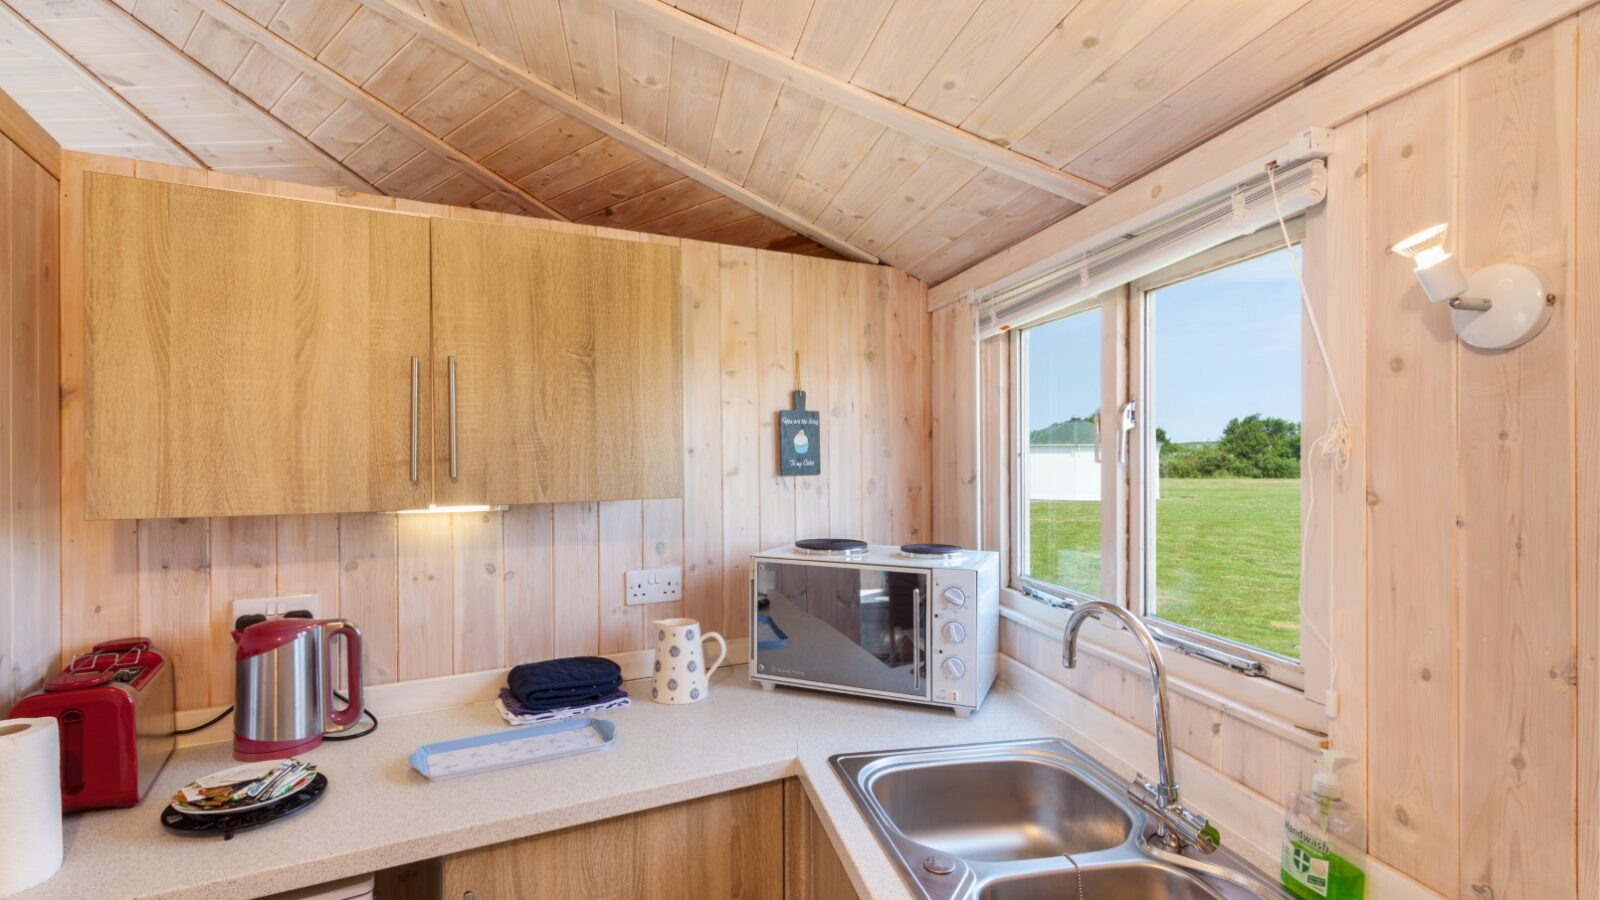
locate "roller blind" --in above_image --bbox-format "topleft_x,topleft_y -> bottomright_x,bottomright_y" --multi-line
976,158 -> 1328,337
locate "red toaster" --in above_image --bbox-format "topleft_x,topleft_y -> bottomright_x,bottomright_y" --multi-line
7,637 -> 177,811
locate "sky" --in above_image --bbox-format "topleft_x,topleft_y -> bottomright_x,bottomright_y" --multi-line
1027,246 -> 1302,444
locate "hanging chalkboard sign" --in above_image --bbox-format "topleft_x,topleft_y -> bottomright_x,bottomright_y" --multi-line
778,390 -> 821,476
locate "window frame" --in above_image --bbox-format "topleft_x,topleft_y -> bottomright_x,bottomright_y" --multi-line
1011,221 -> 1314,693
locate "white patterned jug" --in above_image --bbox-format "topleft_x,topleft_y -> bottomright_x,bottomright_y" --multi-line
651,618 -> 727,704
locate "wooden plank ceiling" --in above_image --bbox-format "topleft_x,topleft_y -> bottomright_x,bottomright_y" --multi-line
0,0 -> 1450,280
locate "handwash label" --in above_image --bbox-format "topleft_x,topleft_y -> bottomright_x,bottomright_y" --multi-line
1281,820 -> 1364,900
1281,822 -> 1330,896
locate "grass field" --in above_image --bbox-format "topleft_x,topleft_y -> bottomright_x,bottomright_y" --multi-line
1026,478 -> 1301,659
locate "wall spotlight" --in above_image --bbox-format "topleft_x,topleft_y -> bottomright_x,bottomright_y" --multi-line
1391,223 -> 1555,351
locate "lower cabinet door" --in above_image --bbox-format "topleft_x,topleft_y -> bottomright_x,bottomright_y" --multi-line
440,782 -> 784,899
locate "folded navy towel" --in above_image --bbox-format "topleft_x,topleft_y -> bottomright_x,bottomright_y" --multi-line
508,656 -> 623,711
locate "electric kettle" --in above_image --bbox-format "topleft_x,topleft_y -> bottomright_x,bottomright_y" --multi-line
232,617 -> 363,761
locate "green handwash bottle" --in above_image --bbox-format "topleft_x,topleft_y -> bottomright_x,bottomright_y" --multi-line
1281,749 -> 1366,900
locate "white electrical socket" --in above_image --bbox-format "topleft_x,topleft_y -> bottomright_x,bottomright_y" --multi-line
625,566 -> 683,606
231,593 -> 324,626
229,594 -> 348,691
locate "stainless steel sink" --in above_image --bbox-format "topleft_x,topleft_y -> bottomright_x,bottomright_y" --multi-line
832,738 -> 1291,900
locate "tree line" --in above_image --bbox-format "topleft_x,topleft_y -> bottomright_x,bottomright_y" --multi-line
1157,415 -> 1300,478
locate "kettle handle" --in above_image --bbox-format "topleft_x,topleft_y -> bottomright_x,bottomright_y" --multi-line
323,620 -> 364,731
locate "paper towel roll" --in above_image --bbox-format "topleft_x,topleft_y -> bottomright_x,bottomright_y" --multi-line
0,717 -> 63,897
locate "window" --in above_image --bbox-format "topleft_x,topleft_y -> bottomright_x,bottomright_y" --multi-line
1015,224 -> 1308,686
1017,306 -> 1103,600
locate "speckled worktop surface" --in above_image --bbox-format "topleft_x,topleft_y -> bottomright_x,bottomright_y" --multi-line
15,666 -> 1145,900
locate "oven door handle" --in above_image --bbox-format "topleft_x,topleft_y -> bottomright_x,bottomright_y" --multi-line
912,588 -> 922,691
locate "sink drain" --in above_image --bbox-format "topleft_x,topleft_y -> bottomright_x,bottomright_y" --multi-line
921,854 -> 956,876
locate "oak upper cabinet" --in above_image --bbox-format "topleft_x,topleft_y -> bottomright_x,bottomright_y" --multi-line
83,173 -> 433,519
429,219 -> 683,506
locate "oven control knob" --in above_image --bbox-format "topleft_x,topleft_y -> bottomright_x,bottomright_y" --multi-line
941,621 -> 967,644
941,587 -> 968,609
942,657 -> 967,679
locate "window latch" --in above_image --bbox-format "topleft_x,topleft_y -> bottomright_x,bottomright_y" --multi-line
1117,401 -> 1137,468
1150,627 -> 1267,677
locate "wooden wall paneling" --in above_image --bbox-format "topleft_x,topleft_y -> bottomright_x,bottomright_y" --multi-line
599,499 -> 644,654
0,134 -> 59,707
781,109 -> 884,222
824,259 -> 862,540
137,517 -> 210,709
639,496 -> 684,641
848,0 -> 978,105
848,150 -> 980,259
719,245 -> 759,641
1065,0 -> 1445,187
503,503 -> 554,664
887,269 -> 930,543
706,65 -> 780,183
1578,10 -> 1600,899
274,514 -> 340,604
741,87 -> 827,203
911,187 -> 1078,285
551,501 -> 601,657
207,515 -> 275,706
396,510 -> 453,680
679,239 -> 724,634
1455,25 -> 1577,900
664,39 -> 727,165
557,0 -> 622,118
978,333 -> 1008,556
929,300 -> 978,546
338,512 -> 399,685
1010,0 -> 1293,170
791,256 -> 831,540
507,0 -> 573,96
733,0 -> 810,57
59,153 -> 140,667
857,267 -> 891,543
1299,115 -> 1368,821
903,0 -> 1080,126
451,508 -> 505,671
811,131 -> 933,238
0,66 -> 60,176
614,10 -> 672,143
956,0 -> 1184,155
756,251 -> 795,550
1364,73 -> 1461,892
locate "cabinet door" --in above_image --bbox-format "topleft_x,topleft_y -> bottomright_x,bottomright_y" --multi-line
440,782 -> 783,899
83,174 -> 432,519
430,220 -> 682,505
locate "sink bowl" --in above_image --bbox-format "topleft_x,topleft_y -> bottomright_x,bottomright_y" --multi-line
831,738 -> 1289,900
979,863 -> 1225,900
868,757 -> 1132,861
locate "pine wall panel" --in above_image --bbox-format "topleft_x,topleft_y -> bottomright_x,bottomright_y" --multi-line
947,15 -> 1596,899
55,152 -> 931,713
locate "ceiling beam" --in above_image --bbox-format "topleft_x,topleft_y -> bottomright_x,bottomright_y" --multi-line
192,0 -> 568,220
82,0 -> 376,192
0,1 -> 205,170
356,0 -> 878,263
595,0 -> 1111,205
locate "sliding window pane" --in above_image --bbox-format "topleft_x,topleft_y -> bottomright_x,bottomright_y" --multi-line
1144,248 -> 1301,658
1022,307 -> 1102,598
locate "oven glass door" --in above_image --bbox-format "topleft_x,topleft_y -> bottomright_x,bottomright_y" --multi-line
753,561 -> 929,699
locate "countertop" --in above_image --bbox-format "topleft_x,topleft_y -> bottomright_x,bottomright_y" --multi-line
15,666 -> 1167,900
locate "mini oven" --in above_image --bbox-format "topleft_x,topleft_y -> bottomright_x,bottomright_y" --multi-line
749,540 -> 999,716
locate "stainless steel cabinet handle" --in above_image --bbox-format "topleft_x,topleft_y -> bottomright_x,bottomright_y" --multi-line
912,588 -> 922,691
448,355 -> 459,482
409,356 -> 419,484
